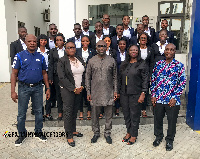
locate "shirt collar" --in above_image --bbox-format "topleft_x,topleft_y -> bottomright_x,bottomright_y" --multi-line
124,26 -> 132,30
25,49 -> 37,55
57,46 -> 65,51
20,39 -> 25,45
83,30 -> 89,34
156,41 -> 168,47
49,38 -> 54,42
37,47 -> 49,53
164,58 -> 176,65
95,34 -> 103,39
75,36 -> 81,41
117,35 -> 123,40
82,48 -> 88,52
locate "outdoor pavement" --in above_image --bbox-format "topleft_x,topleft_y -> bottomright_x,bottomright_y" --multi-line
0,82 -> 200,159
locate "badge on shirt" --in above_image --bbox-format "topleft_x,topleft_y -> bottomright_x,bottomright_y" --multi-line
36,59 -> 40,61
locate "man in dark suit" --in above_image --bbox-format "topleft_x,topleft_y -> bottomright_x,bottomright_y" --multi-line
155,19 -> 174,43
49,23 -> 58,49
111,24 -> 129,51
102,14 -> 116,37
81,19 -> 95,39
67,23 -> 82,49
10,26 -> 28,65
142,15 -> 155,45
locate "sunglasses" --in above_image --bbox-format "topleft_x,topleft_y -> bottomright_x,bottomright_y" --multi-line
66,47 -> 76,50
97,45 -> 107,48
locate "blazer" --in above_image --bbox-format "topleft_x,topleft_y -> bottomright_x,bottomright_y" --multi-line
155,30 -> 174,43
75,48 -> 96,65
57,54 -> 85,92
151,43 -> 166,74
107,26 -> 116,37
129,36 -> 137,45
118,60 -> 148,95
90,34 -> 106,50
146,27 -> 155,45
10,39 -> 24,64
48,48 -> 62,80
111,36 -> 129,51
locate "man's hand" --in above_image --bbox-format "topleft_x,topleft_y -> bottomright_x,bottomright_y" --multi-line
169,98 -> 176,107
46,89 -> 50,100
75,88 -> 81,94
117,94 -> 120,99
138,92 -> 145,103
11,92 -> 18,103
87,95 -> 92,101
151,97 -> 156,107
114,92 -> 118,101
79,86 -> 84,92
49,80 -> 53,84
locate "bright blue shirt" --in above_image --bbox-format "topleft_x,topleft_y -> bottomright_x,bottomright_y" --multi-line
150,59 -> 186,105
12,50 -> 47,84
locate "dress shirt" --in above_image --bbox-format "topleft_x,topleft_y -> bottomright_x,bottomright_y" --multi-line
20,39 -> 27,50
85,55 -> 117,106
70,58 -> 85,88
82,48 -> 89,63
75,36 -> 81,48
144,27 -> 151,37
37,47 -> 49,71
119,51 -> 126,62
123,26 -> 132,39
156,41 -> 168,55
150,59 -> 186,105
103,27 -> 109,35
106,47 -> 110,55
49,38 -> 55,49
140,48 -> 148,60
82,30 -> 90,36
57,47 -> 65,58
95,34 -> 103,43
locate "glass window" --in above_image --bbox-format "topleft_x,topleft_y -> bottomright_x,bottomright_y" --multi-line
160,3 -> 170,14
172,3 -> 184,14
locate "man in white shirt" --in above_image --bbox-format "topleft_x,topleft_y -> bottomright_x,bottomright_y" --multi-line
102,14 -> 116,37
49,23 -> 58,49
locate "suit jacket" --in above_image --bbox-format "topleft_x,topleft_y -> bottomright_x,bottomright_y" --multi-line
116,50 -> 126,71
48,48 -> 62,80
76,48 -> 96,65
118,60 -> 148,95
57,54 -> 85,92
123,27 -> 134,38
129,36 -> 137,45
108,48 -> 117,61
151,43 -> 166,74
107,26 -> 116,37
90,34 -> 105,50
155,30 -> 174,43
146,27 -> 155,45
111,36 -> 129,51
10,39 -> 24,64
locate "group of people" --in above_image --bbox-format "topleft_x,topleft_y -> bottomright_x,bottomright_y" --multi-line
10,14 -> 186,151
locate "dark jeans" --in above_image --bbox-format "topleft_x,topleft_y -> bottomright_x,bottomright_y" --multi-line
17,82 -> 43,136
120,93 -> 141,137
154,103 -> 180,143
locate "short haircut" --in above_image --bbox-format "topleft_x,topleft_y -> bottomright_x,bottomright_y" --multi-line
37,34 -> 49,49
118,37 -> 127,45
116,24 -> 124,29
81,35 -> 90,41
49,23 -> 57,28
64,41 -> 75,49
54,33 -> 65,44
18,26 -> 27,32
137,23 -> 144,27
159,29 -> 167,34
74,23 -> 81,27
142,15 -> 149,19
95,21 -> 103,25
82,19 -> 89,22
122,15 -> 130,20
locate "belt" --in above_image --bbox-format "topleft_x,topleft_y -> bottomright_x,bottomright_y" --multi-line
19,80 -> 42,87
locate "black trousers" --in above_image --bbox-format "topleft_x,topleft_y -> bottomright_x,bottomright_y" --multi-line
120,93 -> 141,137
79,88 -> 91,112
53,75 -> 63,113
45,83 -> 56,115
154,103 -> 180,143
60,87 -> 82,139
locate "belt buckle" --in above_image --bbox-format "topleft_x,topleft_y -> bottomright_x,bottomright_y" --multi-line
30,84 -> 34,87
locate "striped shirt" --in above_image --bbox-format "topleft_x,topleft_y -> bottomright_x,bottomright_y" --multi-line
150,58 -> 186,105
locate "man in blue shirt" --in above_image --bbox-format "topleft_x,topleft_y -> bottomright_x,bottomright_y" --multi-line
11,34 -> 50,146
151,43 -> 186,151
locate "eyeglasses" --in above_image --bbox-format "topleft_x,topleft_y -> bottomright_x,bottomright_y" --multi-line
97,45 -> 107,48
140,37 -> 147,40
66,47 -> 76,50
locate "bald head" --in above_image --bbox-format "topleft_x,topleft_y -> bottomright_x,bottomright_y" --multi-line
164,43 -> 176,61
96,40 -> 107,56
102,14 -> 110,26
166,43 -> 176,50
25,34 -> 37,53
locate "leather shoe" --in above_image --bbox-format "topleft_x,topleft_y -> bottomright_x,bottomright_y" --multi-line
166,142 -> 173,151
73,132 -> 83,137
67,140 -> 75,147
105,136 -> 112,144
153,139 -> 162,147
91,135 -> 99,143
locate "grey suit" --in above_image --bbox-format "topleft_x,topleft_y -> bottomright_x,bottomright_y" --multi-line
10,39 -> 24,64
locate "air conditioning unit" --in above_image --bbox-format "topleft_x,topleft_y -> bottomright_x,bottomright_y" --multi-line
43,9 -> 50,22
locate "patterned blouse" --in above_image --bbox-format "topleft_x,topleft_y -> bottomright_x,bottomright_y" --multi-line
150,58 -> 186,105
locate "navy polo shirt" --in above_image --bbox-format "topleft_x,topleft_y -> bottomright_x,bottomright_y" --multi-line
12,50 -> 47,84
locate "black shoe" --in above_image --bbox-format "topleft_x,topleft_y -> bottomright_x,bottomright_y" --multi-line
35,133 -> 47,142
73,132 -> 83,137
15,136 -> 26,146
45,115 -> 53,121
91,135 -> 99,143
105,136 -> 112,144
67,140 -> 75,147
166,142 -> 173,151
153,139 -> 162,147
57,117 -> 62,121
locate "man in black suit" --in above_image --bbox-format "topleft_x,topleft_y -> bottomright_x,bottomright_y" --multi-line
142,15 -> 155,45
49,23 -> 58,49
82,19 -> 95,39
155,19 -> 174,43
102,14 -> 116,38
67,23 -> 82,49
10,26 -> 28,65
